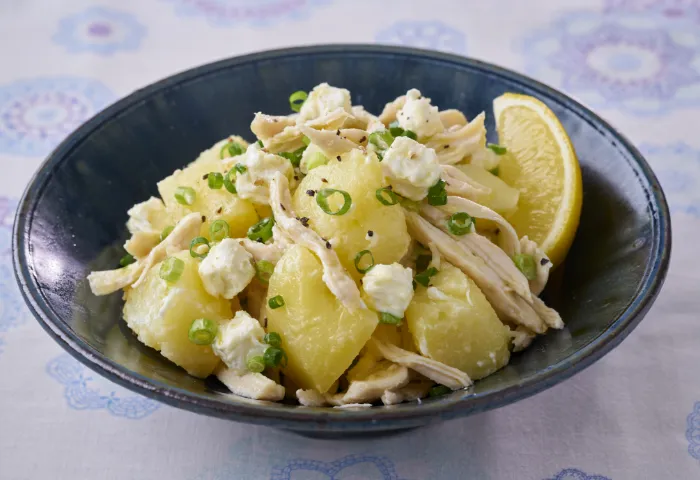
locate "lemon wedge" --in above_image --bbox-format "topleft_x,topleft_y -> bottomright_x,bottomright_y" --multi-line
493,93 -> 583,267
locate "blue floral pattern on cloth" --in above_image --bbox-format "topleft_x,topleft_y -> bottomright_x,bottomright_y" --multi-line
0,77 -> 114,156
547,469 -> 611,480
46,354 -> 160,419
604,0 -> 700,20
53,7 -> 146,55
376,21 -> 466,54
0,258 -> 28,353
270,454 -> 404,480
641,142 -> 700,216
521,7 -> 700,114
688,401 -> 700,461
163,0 -> 332,27
0,197 -> 17,257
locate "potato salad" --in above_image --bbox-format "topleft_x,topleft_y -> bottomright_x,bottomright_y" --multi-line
88,83 -> 566,407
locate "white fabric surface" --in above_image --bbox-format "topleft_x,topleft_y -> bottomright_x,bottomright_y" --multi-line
1,1 -> 699,479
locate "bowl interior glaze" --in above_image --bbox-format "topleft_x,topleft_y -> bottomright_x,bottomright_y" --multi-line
13,45 -> 670,433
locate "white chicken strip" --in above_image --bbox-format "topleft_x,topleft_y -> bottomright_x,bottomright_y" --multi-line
425,112 -> 486,165
510,326 -> 536,352
238,226 -> 293,264
532,296 -> 564,329
338,128 -> 369,145
269,172 -> 365,311
520,235 -> 552,296
441,164 -> 490,200
381,380 -> 434,405
87,212 -> 203,295
439,109 -> 468,129
420,204 -> 530,301
216,367 -> 285,402
299,125 -> 358,158
124,231 -> 160,259
405,211 -> 548,333
372,339 -> 471,390
350,106 -> 385,132
328,362 -> 410,406
303,107 -> 352,130
261,125 -> 306,154
250,112 -> 296,141
378,95 -> 406,125
296,388 -> 328,407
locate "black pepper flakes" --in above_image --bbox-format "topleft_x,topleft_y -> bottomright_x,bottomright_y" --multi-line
216,207 -> 223,214
325,240 -> 332,249
201,215 -> 206,222
359,136 -> 367,143
444,144 -> 450,149
336,129 -> 341,136
299,217 -> 310,227
294,175 -> 299,181
202,173 -> 209,180
336,155 -> 341,162
540,258 -> 550,266
306,189 -> 315,197
280,203 -> 286,211
263,317 -> 268,328
321,178 -> 328,183
256,238 -> 263,244
367,230 -> 374,237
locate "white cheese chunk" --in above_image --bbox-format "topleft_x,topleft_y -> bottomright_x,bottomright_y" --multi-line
234,143 -> 295,204
297,82 -> 352,124
396,89 -> 444,139
362,263 -> 414,318
381,136 -> 441,201
212,310 -> 266,374
198,239 -> 255,299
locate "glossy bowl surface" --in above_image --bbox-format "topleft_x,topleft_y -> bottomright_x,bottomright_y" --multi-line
13,45 -> 670,434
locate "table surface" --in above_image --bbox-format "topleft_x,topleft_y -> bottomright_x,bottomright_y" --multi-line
1,1 -> 699,479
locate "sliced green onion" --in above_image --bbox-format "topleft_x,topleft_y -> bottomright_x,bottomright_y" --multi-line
414,267 -> 438,287
379,312 -> 402,325
246,354 -> 265,373
389,125 -> 404,137
159,257 -> 184,283
316,188 -> 352,216
208,172 -> 224,189
375,187 -> 399,206
488,166 -> 500,176
209,220 -> 230,242
354,250 -> 375,274
223,167 -> 237,194
268,295 -> 285,309
220,141 -> 244,159
247,217 -> 274,243
234,163 -> 247,174
255,260 -> 274,284
263,346 -> 287,368
302,136 -> 310,146
415,254 -> 432,274
289,90 -> 308,112
188,318 -> 218,345
447,212 -> 474,236
427,179 -> 447,206
487,143 -> 507,155
189,236 -> 210,258
120,254 -> 135,268
368,130 -> 394,150
279,146 -> 306,167
403,130 -> 418,140
256,140 -> 263,148
306,152 -> 328,171
513,253 -> 537,280
428,385 -> 452,397
389,120 -> 400,129
264,332 -> 282,347
174,186 -> 196,206
160,225 -> 175,242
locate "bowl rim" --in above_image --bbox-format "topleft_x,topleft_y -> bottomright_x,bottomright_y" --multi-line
12,44 -> 671,432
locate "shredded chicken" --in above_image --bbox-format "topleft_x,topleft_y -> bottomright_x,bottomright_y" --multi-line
350,105 -> 385,132
427,242 -> 441,270
439,109 -> 468,129
378,95 -> 406,125
259,125 -> 305,154
520,235 -> 552,296
338,128 -> 369,145
216,366 -> 285,401
441,164 -> 491,200
381,380 -> 434,405
238,226 -> 293,264
425,112 -> 486,165
269,172 -> 365,311
250,112 -> 296,141
303,107 -> 352,130
299,125 -> 358,158
87,212 -> 203,295
372,339 -> 471,390
124,231 -> 160,259
510,326 -> 536,352
342,362 -> 410,404
296,388 -> 327,407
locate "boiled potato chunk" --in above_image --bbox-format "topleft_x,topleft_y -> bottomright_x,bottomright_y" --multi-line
191,135 -> 249,165
405,262 -> 511,380
457,163 -> 519,216
158,158 -> 259,239
292,149 -> 411,282
266,245 -> 378,392
123,251 -> 233,378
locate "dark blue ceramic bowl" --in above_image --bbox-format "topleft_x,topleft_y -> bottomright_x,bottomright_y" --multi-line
13,45 -> 670,434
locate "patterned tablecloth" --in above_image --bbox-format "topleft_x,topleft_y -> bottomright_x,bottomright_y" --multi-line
1,1 -> 699,479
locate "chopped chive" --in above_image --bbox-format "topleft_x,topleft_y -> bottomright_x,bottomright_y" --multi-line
256,140 -> 263,148
263,346 -> 287,368
160,225 -> 175,242
234,163 -> 247,174
120,254 -> 135,268
375,187 -> 399,206
209,220 -> 230,242
302,136 -> 310,146
389,125 -> 404,137
159,256 -> 184,283
255,260 -> 274,284
268,295 -> 285,309
264,332 -> 282,347
446,212 -> 474,236
246,354 -> 265,373
306,152 -> 328,171
427,179 -> 447,206
189,236 -> 210,258
223,167 -> 237,194
354,250 -> 375,274
403,130 -> 418,140
289,90 -> 308,112
379,312 -> 402,325
368,130 -> 394,150
174,186 -> 196,206
247,217 -> 274,243
279,146 -> 306,167
513,253 -> 537,280
316,188 -> 352,216
208,172 -> 224,189
487,143 -> 507,155
414,267 -> 438,287
220,141 -> 244,159
188,318 -> 218,345
428,385 -> 452,397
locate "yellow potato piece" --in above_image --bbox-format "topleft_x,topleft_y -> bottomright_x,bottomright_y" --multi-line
457,163 -> 520,216
405,263 -> 511,380
267,245 -> 378,392
292,149 -> 411,282
123,251 -> 232,378
158,157 -> 259,240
